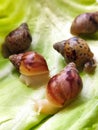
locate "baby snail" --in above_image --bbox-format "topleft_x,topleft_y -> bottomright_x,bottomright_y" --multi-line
53,37 -> 96,73
9,51 -> 49,86
71,12 -> 98,35
34,62 -> 83,114
5,23 -> 32,54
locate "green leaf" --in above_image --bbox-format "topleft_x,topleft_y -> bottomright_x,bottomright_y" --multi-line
0,0 -> 98,130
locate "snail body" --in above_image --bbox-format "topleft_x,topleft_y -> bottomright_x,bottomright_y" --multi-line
71,12 -> 98,35
53,37 -> 96,73
34,63 -> 83,114
5,23 -> 32,54
9,51 -> 49,86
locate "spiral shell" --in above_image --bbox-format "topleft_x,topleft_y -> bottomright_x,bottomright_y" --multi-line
70,12 -> 98,35
34,62 -> 83,114
53,37 -> 96,73
9,51 -> 49,76
46,62 -> 83,107
5,23 -> 32,54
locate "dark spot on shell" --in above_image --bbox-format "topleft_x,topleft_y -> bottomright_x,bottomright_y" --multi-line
72,50 -> 77,60
66,70 -> 74,90
84,47 -> 87,49
79,45 -> 82,48
80,53 -> 82,56
89,15 -> 98,26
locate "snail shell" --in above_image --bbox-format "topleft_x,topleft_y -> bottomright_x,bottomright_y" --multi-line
9,51 -> 49,76
53,37 -> 96,73
70,12 -> 98,35
46,62 -> 82,107
34,62 -> 83,114
9,51 -> 49,86
5,23 -> 32,54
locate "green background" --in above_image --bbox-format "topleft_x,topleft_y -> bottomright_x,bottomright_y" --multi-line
0,0 -> 98,130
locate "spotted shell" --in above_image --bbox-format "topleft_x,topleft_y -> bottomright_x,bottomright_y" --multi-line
53,37 -> 96,72
63,37 -> 93,67
5,23 -> 32,54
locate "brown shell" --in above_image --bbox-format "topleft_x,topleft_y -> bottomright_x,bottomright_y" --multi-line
5,23 -> 32,54
9,51 -> 49,76
53,37 -> 94,70
63,37 -> 93,68
46,63 -> 83,107
70,12 -> 98,35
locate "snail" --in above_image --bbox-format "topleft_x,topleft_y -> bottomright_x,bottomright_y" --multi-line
9,51 -> 49,86
5,23 -> 32,54
53,37 -> 96,73
70,12 -> 98,35
34,62 -> 83,114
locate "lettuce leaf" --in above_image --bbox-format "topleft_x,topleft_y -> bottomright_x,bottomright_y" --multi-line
0,0 -> 98,130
